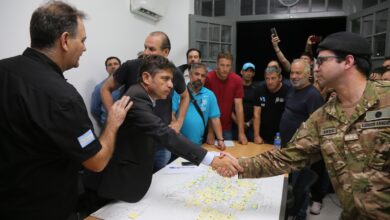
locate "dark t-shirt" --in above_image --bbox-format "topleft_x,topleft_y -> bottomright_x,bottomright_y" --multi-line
243,84 -> 256,122
279,84 -> 324,146
113,58 -> 186,124
254,83 -> 290,143
0,48 -> 101,219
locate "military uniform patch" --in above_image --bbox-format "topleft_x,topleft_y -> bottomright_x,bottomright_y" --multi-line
320,127 -> 337,136
361,120 -> 390,129
365,107 -> 390,121
344,133 -> 359,141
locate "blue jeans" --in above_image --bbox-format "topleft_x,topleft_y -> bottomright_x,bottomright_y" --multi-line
153,146 -> 171,172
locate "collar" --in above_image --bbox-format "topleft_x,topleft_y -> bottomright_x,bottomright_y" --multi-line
324,81 -> 379,124
23,47 -> 65,79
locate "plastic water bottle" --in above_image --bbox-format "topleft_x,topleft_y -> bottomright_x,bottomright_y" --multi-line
274,132 -> 281,150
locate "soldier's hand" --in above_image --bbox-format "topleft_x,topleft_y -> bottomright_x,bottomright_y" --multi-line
211,153 -> 243,177
106,96 -> 132,129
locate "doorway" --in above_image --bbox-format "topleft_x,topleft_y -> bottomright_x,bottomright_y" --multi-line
236,17 -> 346,81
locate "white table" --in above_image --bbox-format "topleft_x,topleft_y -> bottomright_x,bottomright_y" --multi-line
89,155 -> 287,220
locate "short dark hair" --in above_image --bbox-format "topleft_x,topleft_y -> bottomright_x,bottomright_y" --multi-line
217,52 -> 233,62
105,56 -> 121,67
186,48 -> 202,59
267,59 -> 282,74
300,52 -> 314,61
139,55 -> 176,82
30,1 -> 86,49
149,31 -> 171,52
384,56 -> 390,61
190,63 -> 208,74
333,51 -> 372,78
371,66 -> 388,75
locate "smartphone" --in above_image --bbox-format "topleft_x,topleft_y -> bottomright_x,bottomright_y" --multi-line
270,27 -> 278,37
181,161 -> 195,166
311,35 -> 322,44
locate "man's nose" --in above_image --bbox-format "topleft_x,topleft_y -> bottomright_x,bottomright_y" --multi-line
168,80 -> 173,88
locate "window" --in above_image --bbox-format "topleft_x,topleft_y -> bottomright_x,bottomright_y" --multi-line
238,0 -> 343,15
195,0 -> 226,17
349,4 -> 389,58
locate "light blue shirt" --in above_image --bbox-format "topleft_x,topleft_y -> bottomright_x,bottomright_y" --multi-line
90,78 -> 124,125
172,86 -> 220,145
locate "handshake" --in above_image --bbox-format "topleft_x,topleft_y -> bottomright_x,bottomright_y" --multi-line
210,152 -> 243,177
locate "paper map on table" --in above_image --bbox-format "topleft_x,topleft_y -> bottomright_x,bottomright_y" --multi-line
92,166 -> 284,220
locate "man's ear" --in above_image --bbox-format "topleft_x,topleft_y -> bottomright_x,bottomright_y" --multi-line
59,32 -> 70,51
344,55 -> 355,70
141,72 -> 151,85
162,48 -> 170,57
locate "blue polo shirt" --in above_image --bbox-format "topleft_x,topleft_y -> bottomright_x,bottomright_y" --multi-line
172,86 -> 220,145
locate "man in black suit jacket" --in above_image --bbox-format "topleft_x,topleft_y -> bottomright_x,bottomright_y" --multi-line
85,55 -> 242,204
101,31 -> 191,171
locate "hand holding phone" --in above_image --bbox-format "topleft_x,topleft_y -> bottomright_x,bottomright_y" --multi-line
270,27 -> 278,37
310,35 -> 322,44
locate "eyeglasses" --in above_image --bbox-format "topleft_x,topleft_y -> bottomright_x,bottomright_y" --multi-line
316,56 -> 341,66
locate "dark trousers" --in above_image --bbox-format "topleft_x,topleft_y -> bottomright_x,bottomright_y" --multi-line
310,159 -> 331,203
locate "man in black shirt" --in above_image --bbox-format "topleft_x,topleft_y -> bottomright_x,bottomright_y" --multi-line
253,66 -> 290,144
233,62 -> 257,141
0,2 -> 131,220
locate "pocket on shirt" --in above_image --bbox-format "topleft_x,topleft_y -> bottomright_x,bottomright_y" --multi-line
368,143 -> 390,172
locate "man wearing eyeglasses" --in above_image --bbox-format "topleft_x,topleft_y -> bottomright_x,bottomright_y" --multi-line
222,32 -> 390,220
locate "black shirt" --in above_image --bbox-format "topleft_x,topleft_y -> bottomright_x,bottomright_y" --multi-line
243,84 -> 257,122
0,48 -> 101,219
114,58 -> 186,124
279,84 -> 324,146
253,83 -> 290,143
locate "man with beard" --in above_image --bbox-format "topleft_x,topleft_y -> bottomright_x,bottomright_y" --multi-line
173,63 -> 225,149
178,48 -> 202,84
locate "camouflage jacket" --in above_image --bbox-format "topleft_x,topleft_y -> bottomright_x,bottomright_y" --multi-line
238,81 -> 390,220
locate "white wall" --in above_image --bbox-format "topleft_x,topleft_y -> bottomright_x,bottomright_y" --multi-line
0,0 -> 193,131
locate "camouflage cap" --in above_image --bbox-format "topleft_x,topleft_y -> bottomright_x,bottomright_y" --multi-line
317,32 -> 371,57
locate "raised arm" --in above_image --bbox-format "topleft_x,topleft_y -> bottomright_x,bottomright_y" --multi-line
271,34 -> 291,73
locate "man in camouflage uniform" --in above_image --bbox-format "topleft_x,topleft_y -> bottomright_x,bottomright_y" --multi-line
233,32 -> 390,219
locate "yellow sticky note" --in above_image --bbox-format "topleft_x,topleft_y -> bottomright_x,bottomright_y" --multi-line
128,212 -> 140,219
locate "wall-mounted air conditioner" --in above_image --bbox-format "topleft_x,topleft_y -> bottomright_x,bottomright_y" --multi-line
130,0 -> 166,21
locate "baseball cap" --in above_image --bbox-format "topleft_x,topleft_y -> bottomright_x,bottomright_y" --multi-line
317,32 -> 371,57
242,62 -> 255,71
